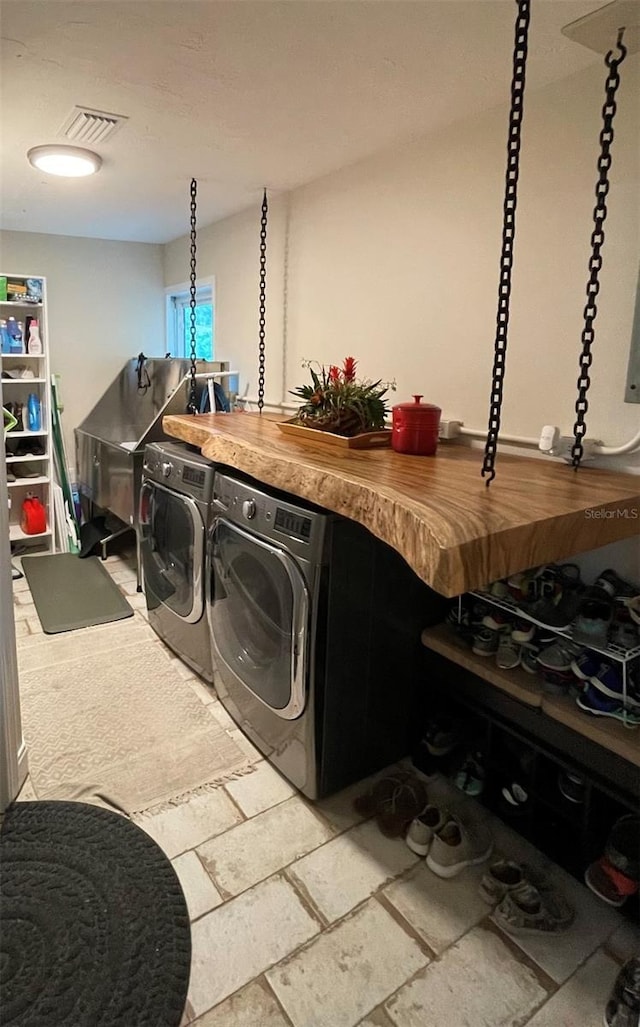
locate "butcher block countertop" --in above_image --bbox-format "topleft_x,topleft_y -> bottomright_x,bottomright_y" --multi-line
163,412 -> 640,598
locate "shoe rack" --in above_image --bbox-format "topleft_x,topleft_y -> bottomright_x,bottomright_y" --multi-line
422,582 -> 640,770
2,274 -> 54,553
413,646 -> 640,922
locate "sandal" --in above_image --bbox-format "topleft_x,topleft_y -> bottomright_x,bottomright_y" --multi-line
493,881 -> 574,935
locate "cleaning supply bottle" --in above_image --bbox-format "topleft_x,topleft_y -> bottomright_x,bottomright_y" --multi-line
7,318 -> 24,354
0,319 -> 12,354
27,392 -> 41,432
27,319 -> 43,354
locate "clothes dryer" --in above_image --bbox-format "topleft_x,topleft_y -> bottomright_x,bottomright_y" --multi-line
207,471 -> 446,798
140,442 -> 216,681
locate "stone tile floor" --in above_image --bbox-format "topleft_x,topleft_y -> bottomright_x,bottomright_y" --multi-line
12,548 -> 640,1027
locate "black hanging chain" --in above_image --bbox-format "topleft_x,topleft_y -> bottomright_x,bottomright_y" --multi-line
481,0 -> 531,487
187,178 -> 199,415
571,30 -> 627,470
258,189 -> 268,413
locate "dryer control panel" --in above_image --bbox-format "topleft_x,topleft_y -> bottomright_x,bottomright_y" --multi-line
213,471 -> 326,565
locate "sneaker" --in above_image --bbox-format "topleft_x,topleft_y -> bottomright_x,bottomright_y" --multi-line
572,587 -> 614,647
511,619 -> 535,643
13,463 -> 39,480
590,663 -> 640,705
557,769 -> 586,804
570,651 -> 603,680
493,881 -> 574,935
487,579 -> 509,599
500,780 -> 530,812
524,591 -> 584,630
595,569 -> 640,601
426,814 -> 493,878
6,467 -> 16,482
496,635 -> 521,670
479,860 -> 527,904
605,957 -> 640,1027
585,856 -> 639,908
520,645 -> 540,675
541,667 -> 576,696
481,611 -> 512,632
454,751 -> 486,796
422,714 -> 465,757
576,684 -> 640,726
519,565 -> 583,628
536,640 -> 582,672
472,628 -> 500,657
624,596 -> 640,627
606,813 -> 640,882
610,619 -> 640,651
405,805 -> 447,856
506,569 -> 536,601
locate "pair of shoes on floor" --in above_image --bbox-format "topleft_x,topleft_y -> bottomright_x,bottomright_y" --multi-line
406,809 -> 493,877
479,859 -> 574,935
353,771 -> 429,838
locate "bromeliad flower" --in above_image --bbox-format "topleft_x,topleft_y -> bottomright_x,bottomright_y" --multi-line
343,356 -> 357,383
289,357 -> 395,437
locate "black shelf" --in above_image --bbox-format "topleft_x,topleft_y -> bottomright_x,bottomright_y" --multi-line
415,642 -> 640,923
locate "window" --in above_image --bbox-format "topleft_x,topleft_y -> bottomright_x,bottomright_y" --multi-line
166,280 -> 214,361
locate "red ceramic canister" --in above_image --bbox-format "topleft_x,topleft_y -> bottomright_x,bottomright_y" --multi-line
392,395 -> 441,455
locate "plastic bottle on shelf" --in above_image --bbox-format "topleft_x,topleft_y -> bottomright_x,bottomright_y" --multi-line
27,393 -> 41,432
0,318 -> 12,354
27,319 -> 43,355
7,318 -> 24,354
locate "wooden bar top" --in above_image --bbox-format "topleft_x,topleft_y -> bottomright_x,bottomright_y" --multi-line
163,411 -> 640,597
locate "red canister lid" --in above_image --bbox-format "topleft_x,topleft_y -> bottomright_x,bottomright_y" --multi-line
392,395 -> 441,419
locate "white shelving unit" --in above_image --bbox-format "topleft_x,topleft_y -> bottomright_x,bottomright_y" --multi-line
2,274 -> 55,553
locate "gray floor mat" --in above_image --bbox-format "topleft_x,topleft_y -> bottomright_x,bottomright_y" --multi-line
22,553 -> 134,633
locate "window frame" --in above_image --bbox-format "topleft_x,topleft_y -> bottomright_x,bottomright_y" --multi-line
165,276 -> 215,360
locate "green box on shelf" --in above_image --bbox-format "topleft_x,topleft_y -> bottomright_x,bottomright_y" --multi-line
0,277 -> 7,302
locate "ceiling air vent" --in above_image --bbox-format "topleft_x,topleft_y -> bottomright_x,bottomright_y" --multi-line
59,107 -> 128,145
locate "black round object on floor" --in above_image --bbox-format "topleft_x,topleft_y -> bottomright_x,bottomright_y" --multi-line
0,801 -> 191,1027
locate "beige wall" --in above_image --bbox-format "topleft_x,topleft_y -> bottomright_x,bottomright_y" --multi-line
164,59 -> 640,465
1,230 -> 164,465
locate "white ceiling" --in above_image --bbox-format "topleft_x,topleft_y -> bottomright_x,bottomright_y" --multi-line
0,0 -> 610,244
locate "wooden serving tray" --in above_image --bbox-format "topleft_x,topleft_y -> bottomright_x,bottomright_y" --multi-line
277,419 -> 391,449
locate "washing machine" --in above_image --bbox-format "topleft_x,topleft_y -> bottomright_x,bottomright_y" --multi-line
140,442 -> 216,681
207,471 -> 446,798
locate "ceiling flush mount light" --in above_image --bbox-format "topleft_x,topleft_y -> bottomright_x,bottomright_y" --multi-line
27,144 -> 102,177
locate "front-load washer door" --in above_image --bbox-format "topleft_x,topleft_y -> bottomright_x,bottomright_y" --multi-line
209,518 -> 309,720
140,480 -> 205,623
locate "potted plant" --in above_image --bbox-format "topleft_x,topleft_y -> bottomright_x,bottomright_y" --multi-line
289,357 -> 394,438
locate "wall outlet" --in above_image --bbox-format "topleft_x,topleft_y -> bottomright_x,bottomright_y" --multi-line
439,419 -> 462,440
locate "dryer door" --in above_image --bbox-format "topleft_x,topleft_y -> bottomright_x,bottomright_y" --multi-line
209,518 -> 309,720
140,480 -> 205,623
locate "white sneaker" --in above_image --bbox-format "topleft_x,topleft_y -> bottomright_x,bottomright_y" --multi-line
405,805 -> 447,856
426,814 -> 493,878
